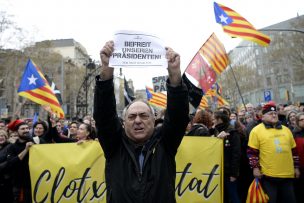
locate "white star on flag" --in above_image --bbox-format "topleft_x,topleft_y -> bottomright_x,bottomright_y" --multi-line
28,74 -> 38,85
219,14 -> 228,24
207,76 -> 214,84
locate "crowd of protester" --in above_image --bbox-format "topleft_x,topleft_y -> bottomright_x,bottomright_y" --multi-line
184,102 -> 304,203
0,101 -> 303,202
0,107 -> 96,203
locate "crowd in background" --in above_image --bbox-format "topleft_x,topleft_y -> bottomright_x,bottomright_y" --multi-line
0,107 -> 97,203
0,101 -> 303,202
185,102 -> 304,203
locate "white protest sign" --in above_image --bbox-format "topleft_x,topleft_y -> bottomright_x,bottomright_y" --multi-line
152,75 -> 168,92
109,30 -> 167,68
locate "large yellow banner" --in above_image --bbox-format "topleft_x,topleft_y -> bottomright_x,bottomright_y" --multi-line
29,137 -> 223,203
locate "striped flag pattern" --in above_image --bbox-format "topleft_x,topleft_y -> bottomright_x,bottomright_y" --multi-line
199,96 -> 209,109
214,2 -> 271,47
216,94 -> 229,107
200,33 -> 229,74
146,87 -> 167,109
17,59 -> 65,118
198,86 -> 229,109
246,178 -> 269,203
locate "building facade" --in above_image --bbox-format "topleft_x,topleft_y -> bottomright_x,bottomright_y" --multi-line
221,15 -> 304,107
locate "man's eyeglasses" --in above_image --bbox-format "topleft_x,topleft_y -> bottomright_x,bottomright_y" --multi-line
127,113 -> 150,121
299,118 -> 304,122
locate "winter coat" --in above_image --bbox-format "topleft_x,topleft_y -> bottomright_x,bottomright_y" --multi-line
93,77 -> 189,203
186,123 -> 209,136
210,123 -> 241,177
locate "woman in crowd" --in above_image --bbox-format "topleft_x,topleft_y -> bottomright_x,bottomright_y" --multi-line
209,109 -> 241,203
0,129 -> 13,202
50,116 -> 94,143
286,110 -> 298,131
31,121 -> 52,144
186,109 -> 212,136
292,112 -> 304,203
62,121 -> 78,139
8,131 -> 19,144
83,116 -> 97,140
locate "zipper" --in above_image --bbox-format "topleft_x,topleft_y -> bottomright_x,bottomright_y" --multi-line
123,140 -> 143,181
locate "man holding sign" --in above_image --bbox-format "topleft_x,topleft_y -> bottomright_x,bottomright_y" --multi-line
94,39 -> 189,203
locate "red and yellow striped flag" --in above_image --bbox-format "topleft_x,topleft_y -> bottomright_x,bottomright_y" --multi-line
200,33 -> 229,74
198,87 -> 229,109
199,96 -> 209,109
216,94 -> 229,107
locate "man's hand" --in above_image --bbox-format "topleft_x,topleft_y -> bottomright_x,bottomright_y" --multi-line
25,142 -> 34,150
77,140 -> 86,145
253,167 -> 263,179
230,176 -> 237,182
99,41 -> 114,80
217,131 -> 229,139
18,141 -> 34,160
166,47 -> 181,87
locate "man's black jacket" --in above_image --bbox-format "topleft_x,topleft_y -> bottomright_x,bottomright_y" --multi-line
93,77 -> 189,203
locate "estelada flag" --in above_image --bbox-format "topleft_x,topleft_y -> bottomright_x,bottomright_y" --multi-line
214,2 -> 271,47
146,87 -> 166,109
246,178 -> 269,203
18,59 -> 65,118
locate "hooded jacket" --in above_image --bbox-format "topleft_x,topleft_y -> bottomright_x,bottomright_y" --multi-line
93,77 -> 189,203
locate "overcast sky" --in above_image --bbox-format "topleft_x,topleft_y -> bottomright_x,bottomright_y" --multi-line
1,0 -> 304,90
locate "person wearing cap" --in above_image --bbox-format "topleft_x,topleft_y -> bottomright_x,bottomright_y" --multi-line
5,119 -> 34,203
247,101 -> 300,203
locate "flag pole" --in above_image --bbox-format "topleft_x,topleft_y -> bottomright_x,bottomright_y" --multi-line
229,64 -> 247,112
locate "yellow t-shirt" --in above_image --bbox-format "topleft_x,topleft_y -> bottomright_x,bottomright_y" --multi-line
248,123 -> 296,178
